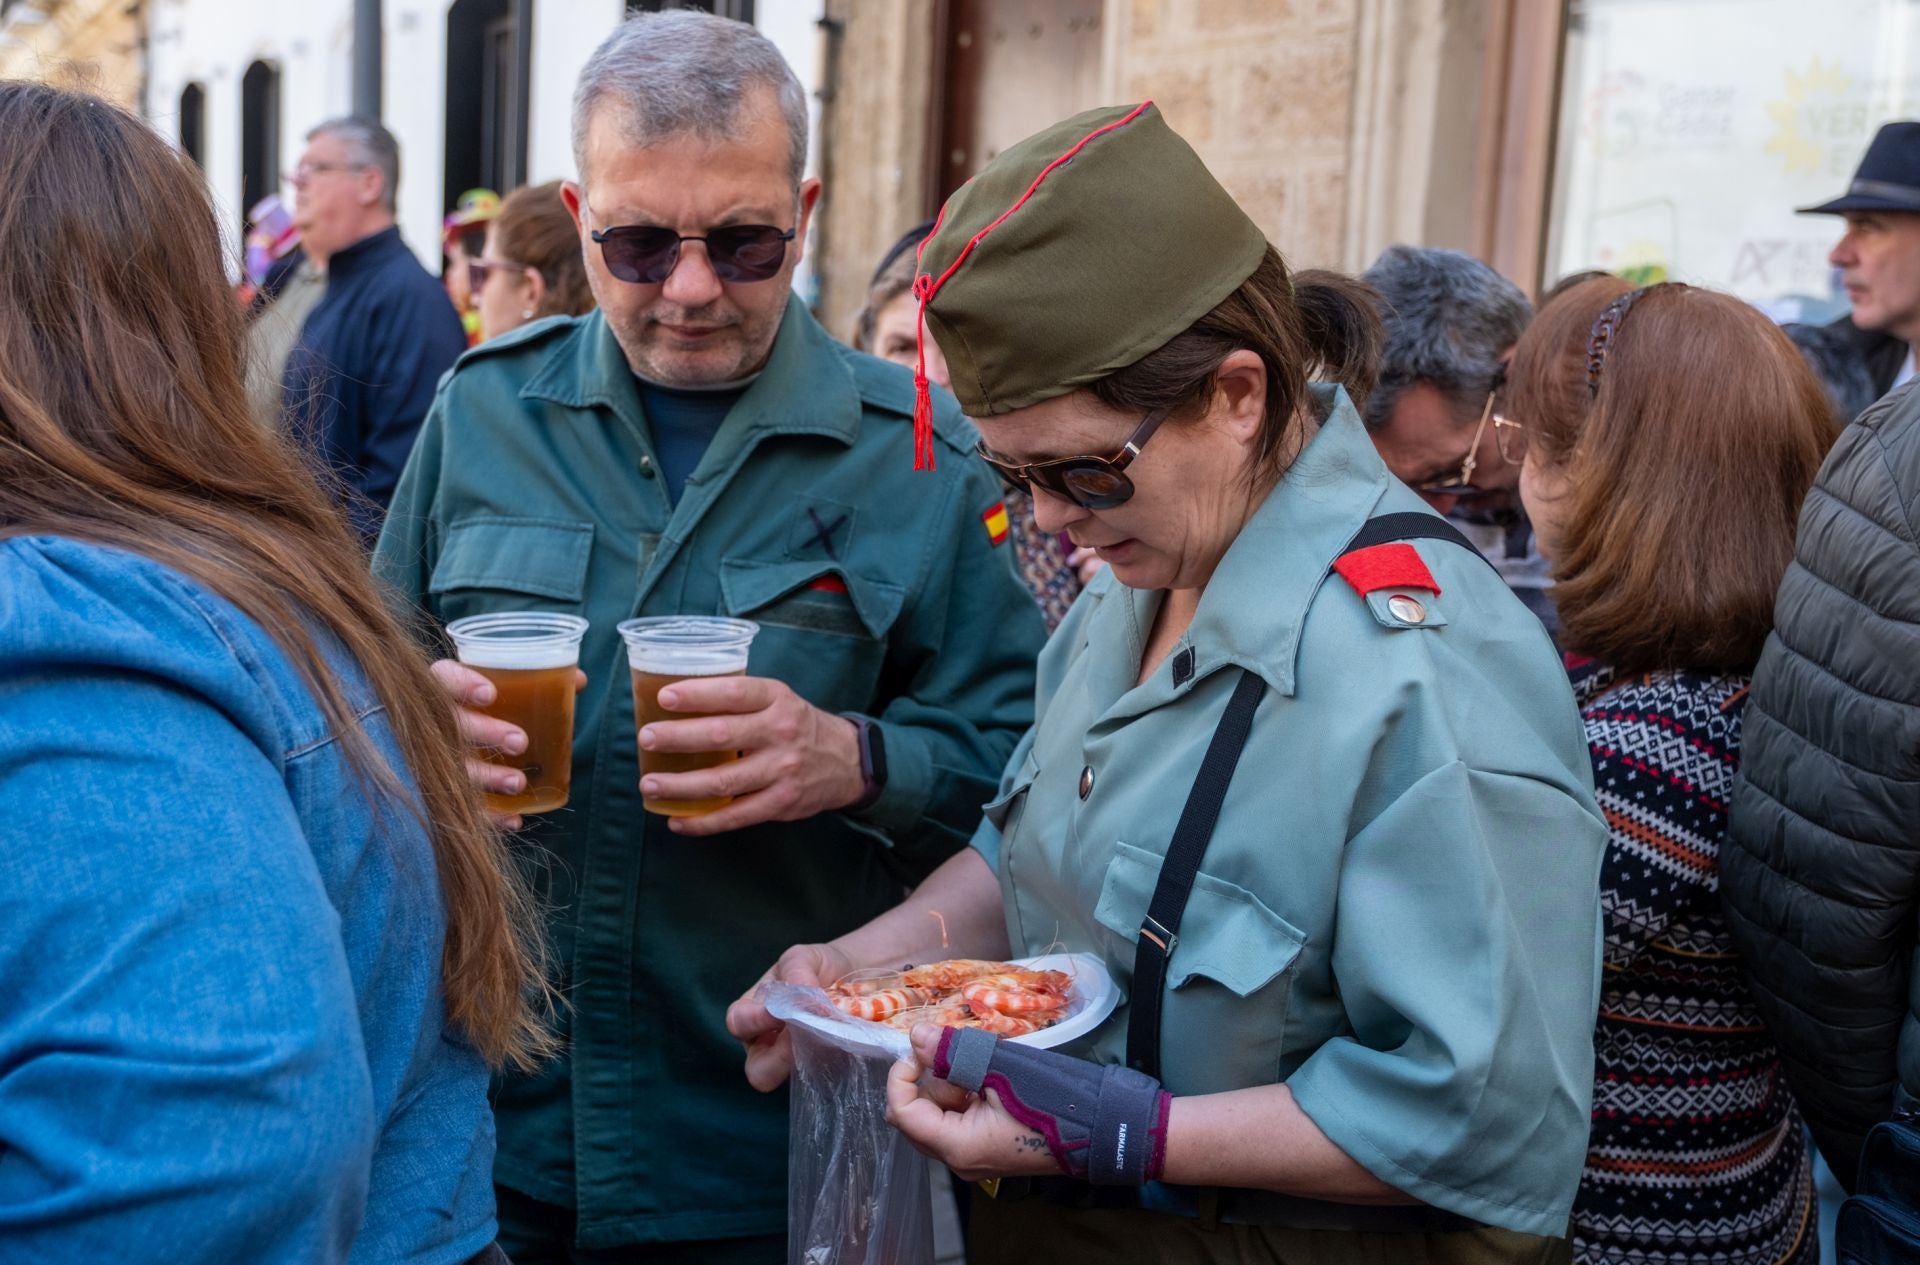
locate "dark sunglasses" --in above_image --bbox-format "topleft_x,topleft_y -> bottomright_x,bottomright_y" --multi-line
975,408 -> 1171,510
588,223 -> 796,284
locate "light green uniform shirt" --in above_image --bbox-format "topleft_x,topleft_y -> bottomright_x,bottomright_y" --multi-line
971,388 -> 1606,1237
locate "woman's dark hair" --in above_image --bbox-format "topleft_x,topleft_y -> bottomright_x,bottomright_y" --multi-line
1090,246 -> 1382,484
1505,276 -> 1841,675
493,181 -> 596,320
449,221 -> 489,259
0,82 -> 554,1071
851,222 -> 933,353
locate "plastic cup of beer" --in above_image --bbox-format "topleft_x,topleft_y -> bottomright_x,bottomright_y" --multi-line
617,616 -> 759,818
446,612 -> 589,816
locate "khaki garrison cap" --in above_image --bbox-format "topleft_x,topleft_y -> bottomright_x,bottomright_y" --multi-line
911,101 -> 1270,448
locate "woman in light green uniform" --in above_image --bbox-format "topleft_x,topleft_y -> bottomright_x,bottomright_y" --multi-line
730,102 -> 1606,1263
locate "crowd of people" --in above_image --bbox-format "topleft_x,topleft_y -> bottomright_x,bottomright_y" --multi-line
3,6 -> 1920,1265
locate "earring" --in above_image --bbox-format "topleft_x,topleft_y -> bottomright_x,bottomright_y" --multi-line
521,308 -> 535,320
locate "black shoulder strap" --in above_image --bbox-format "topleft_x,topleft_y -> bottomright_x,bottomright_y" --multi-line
1123,513 -> 1489,1082
1126,668 -> 1266,1079
1339,510 -> 1481,559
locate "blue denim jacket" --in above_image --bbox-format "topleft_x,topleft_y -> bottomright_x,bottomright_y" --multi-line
0,536 -> 495,1264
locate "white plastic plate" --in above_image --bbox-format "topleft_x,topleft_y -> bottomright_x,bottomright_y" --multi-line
766,952 -> 1118,1063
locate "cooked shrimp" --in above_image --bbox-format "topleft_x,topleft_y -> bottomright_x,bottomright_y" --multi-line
833,987 -> 930,1022
900,958 -> 1013,991
971,1010 -> 1043,1037
961,971 -> 1072,1017
882,998 -> 974,1032
829,970 -> 905,997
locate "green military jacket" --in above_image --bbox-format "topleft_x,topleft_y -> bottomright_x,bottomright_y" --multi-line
972,389 -> 1606,1237
375,298 -> 1044,1247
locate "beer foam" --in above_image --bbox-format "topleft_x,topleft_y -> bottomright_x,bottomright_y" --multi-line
624,643 -> 751,675
618,617 -> 757,676
457,639 -> 580,671
446,613 -> 587,672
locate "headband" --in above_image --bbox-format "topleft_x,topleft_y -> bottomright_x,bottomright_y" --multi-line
1587,282 -> 1686,397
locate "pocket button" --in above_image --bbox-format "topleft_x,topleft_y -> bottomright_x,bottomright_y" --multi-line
1079,765 -> 1095,800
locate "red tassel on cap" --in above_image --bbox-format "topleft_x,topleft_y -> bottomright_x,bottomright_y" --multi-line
911,274 -> 937,470
904,103 -> 1153,474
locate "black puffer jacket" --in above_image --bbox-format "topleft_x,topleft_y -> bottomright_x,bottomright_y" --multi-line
1724,384 -> 1920,1190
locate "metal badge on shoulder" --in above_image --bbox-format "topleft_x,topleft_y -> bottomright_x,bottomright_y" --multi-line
1333,542 -> 1448,631
1362,589 -> 1449,630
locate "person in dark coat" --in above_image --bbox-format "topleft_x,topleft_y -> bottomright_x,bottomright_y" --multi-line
283,117 -> 466,543
1723,379 -> 1920,1192
1784,319 -> 1881,421
1801,121 -> 1920,405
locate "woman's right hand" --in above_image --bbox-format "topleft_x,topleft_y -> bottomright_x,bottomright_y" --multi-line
429,658 -> 584,831
726,942 -> 855,1092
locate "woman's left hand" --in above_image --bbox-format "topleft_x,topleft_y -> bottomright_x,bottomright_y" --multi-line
884,1024 -> 1061,1182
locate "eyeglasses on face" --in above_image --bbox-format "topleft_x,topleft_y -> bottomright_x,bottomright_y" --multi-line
587,221 -> 796,285
1409,374 -> 1524,500
975,407 -> 1172,511
285,161 -> 369,186
466,257 -> 529,296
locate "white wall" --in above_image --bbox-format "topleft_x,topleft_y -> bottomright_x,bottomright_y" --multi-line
148,0 -> 826,277
383,2 -> 453,267
754,0 -> 826,301
147,0 -> 355,259
527,0 -> 627,186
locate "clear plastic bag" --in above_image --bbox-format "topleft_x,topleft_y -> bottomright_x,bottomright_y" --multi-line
763,981 -> 934,1265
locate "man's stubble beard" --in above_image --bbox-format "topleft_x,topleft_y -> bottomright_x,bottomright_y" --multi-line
602,274 -> 794,388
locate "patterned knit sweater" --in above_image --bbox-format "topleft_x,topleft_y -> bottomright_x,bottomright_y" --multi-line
1571,665 -> 1816,1265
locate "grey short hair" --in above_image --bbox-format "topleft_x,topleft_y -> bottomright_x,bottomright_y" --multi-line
571,9 -> 808,192
1360,245 -> 1532,431
307,116 -> 399,214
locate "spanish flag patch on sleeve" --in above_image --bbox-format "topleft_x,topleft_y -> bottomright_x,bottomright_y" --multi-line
982,501 -> 1011,546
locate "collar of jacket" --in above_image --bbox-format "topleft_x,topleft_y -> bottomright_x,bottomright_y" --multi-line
1087,385 -> 1389,707
518,294 -> 863,448
324,224 -> 407,280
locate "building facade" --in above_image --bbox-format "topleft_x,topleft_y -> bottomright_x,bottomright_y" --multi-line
8,0 -> 1920,338
811,0 -> 1561,340
135,0 -> 821,280
0,0 -> 145,110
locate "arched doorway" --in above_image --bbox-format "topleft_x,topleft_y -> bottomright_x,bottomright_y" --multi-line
239,60 -> 281,230
179,82 -> 206,167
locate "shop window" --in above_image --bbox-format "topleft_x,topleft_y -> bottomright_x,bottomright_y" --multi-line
1547,0 -> 1920,318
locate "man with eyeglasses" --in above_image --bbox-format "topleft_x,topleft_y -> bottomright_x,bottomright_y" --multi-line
281,116 -> 465,543
374,11 -> 1042,1263
1360,245 -> 1558,642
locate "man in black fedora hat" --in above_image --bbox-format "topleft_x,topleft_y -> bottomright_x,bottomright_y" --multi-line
1802,121 -> 1920,404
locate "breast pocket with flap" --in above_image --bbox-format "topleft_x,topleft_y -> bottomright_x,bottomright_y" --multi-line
718,556 -> 906,714
428,516 -> 594,623
1093,839 -> 1307,1094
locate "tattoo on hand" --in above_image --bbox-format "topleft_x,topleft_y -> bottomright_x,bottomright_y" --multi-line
1016,1135 -> 1048,1153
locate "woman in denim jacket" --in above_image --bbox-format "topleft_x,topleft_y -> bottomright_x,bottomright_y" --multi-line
0,84 -> 551,1263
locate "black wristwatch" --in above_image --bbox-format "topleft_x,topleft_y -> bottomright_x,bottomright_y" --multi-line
844,714 -> 888,813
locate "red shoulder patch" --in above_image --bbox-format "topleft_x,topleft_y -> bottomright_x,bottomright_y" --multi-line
1332,542 -> 1440,597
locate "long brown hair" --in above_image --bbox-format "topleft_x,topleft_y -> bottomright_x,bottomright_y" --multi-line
0,83 -> 553,1070
1090,247 -> 1382,485
492,181 -> 595,321
1505,276 -> 1840,676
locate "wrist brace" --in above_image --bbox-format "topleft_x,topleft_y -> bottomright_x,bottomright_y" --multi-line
933,1026 -> 1171,1186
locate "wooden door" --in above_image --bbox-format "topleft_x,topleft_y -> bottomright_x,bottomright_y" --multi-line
934,0 -> 1107,204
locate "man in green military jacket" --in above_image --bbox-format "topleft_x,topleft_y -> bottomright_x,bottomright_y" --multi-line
373,11 -> 1044,1261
